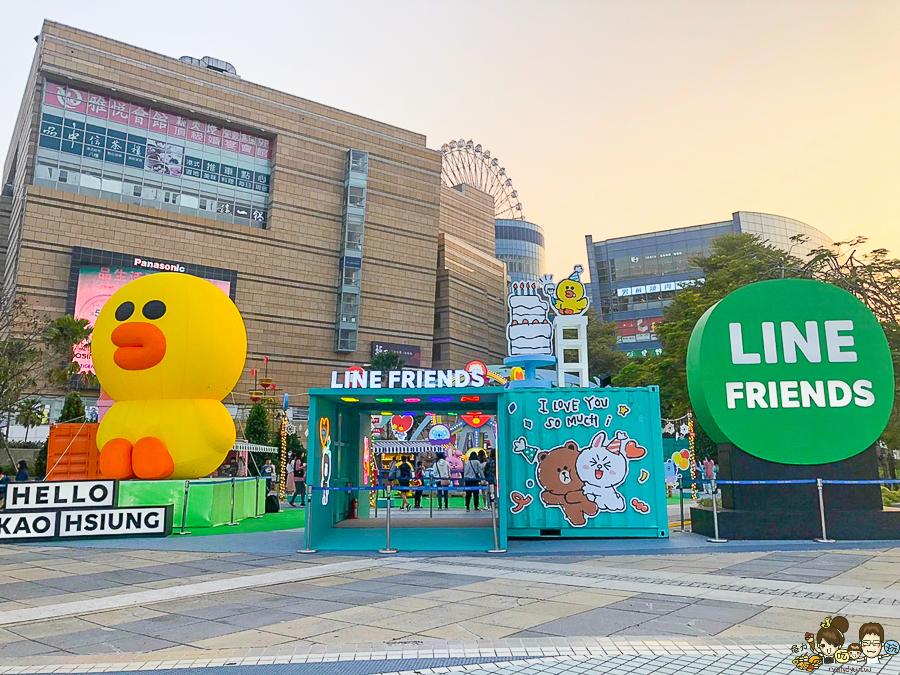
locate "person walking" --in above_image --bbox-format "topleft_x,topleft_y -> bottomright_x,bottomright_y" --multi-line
0,468 -> 8,509
289,454 -> 307,506
413,461 -> 425,509
262,458 -> 276,491
463,450 -> 484,512
482,450 -> 496,507
396,455 -> 413,511
15,461 -> 29,482
285,453 -> 296,503
702,457 -> 715,494
434,452 -> 451,510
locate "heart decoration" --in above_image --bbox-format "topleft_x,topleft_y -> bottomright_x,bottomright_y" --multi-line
391,414 -> 414,434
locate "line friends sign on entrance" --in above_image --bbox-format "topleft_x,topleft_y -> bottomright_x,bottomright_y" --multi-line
330,368 -> 486,389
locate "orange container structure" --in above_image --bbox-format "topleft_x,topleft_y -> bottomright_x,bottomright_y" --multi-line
46,423 -> 101,480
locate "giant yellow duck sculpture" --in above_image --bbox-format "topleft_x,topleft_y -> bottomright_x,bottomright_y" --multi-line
92,273 -> 247,480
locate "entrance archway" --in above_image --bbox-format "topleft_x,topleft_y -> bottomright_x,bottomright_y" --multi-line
306,386 -> 503,551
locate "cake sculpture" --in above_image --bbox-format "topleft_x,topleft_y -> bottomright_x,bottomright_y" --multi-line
507,279 -> 554,356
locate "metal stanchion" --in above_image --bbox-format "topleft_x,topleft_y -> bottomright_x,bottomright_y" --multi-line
298,485 -> 317,553
814,478 -> 834,543
707,479 -> 727,543
252,477 -> 263,518
175,480 -> 191,535
678,474 -> 686,532
227,477 -> 239,525
429,478 -> 434,519
378,487 -> 398,554
487,485 -> 506,553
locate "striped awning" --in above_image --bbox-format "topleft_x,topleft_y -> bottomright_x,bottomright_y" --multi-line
232,442 -> 280,454
373,441 -> 440,454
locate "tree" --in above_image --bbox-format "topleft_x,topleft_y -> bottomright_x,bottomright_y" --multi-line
43,315 -> 95,388
15,398 -> 44,443
245,403 -> 270,445
58,392 -> 85,423
0,294 -> 93,466
613,233 -> 797,417
586,309 -> 628,383
368,350 -> 405,375
613,232 -> 900,477
34,439 -> 48,480
801,237 -> 900,478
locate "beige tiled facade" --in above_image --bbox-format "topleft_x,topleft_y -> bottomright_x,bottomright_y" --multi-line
434,185 -> 507,369
0,21 -> 507,411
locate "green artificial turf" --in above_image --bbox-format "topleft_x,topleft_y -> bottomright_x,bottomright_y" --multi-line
178,503 -> 306,536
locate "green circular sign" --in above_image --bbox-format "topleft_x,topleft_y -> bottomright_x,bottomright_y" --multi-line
687,279 -> 894,465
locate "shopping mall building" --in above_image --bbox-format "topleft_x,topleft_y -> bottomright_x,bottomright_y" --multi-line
0,22 -> 507,417
585,211 -> 832,355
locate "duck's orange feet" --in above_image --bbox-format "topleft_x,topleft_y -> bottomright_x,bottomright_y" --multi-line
99,438 -> 135,479
132,437 -> 175,480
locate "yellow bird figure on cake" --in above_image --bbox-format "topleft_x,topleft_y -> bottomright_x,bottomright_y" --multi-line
92,273 -> 247,480
552,265 -> 590,315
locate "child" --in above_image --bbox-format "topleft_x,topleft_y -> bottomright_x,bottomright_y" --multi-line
413,461 -> 425,509
816,616 -> 849,665
847,643 -> 863,663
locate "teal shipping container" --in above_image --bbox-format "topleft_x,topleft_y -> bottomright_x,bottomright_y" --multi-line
499,387 -> 668,539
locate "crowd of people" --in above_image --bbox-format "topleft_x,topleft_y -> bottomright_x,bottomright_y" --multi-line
383,449 -> 496,512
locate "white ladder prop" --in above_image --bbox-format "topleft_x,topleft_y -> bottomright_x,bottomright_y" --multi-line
554,314 -> 589,387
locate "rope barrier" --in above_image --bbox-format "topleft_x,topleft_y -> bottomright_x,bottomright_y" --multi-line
310,485 -> 490,493
822,479 -> 900,485
713,479 -> 818,485
687,479 -> 900,486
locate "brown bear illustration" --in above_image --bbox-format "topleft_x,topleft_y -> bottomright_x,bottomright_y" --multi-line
536,442 -> 599,527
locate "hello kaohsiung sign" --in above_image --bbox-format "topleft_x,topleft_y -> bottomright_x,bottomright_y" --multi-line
687,279 -> 894,465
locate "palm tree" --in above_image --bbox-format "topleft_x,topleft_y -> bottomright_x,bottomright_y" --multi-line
15,398 -> 44,444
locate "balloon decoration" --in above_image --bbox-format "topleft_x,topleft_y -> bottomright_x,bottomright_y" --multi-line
93,273 -> 247,480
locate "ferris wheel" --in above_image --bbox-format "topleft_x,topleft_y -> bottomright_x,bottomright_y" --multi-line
440,139 -> 525,221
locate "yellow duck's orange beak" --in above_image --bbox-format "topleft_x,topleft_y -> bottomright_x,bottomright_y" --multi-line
111,323 -> 166,370
565,288 -> 575,298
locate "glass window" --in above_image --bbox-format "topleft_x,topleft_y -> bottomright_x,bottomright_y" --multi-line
350,150 -> 368,173
101,176 -> 123,195
348,185 -> 365,209
180,191 -> 199,210
80,169 -> 101,191
33,88 -> 272,229
35,162 -> 56,181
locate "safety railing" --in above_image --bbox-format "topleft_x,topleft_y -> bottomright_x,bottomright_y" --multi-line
676,475 -> 900,544
174,476 -> 265,536
298,484 -> 504,555
372,478 -> 498,520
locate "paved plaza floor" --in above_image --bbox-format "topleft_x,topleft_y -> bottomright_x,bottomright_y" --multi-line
0,534 -> 898,674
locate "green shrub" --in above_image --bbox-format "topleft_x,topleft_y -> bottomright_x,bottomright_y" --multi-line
58,392 -> 85,423
697,496 -> 722,508
34,439 -> 48,479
